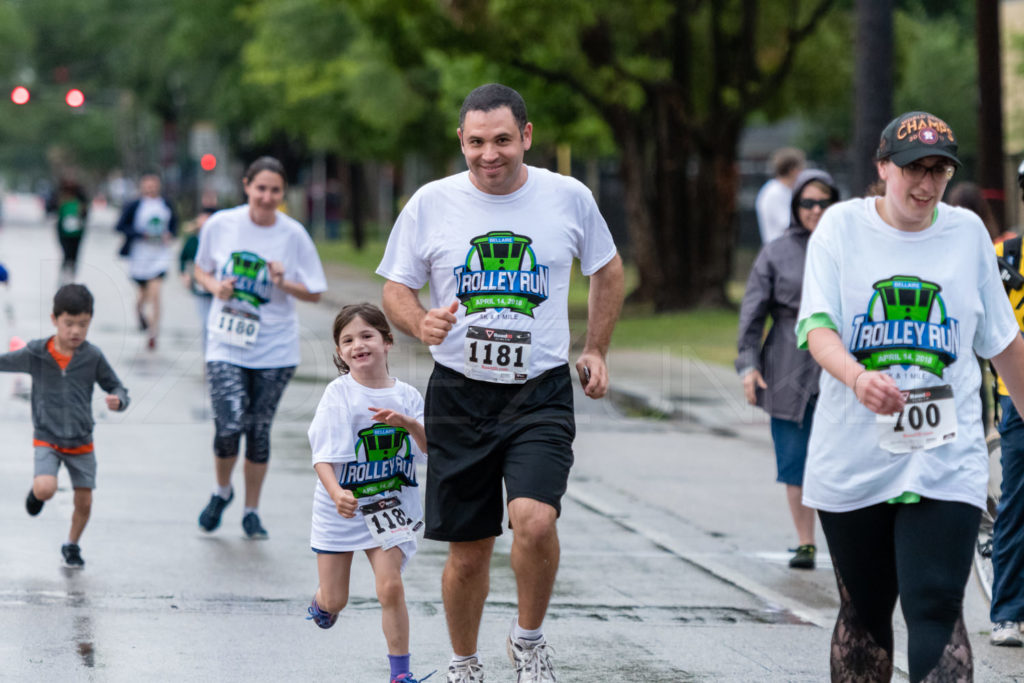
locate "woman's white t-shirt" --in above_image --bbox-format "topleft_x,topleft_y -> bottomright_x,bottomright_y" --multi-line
376,167 -> 618,379
129,197 -> 174,281
308,374 -> 425,565
798,198 -> 1018,512
195,205 -> 327,368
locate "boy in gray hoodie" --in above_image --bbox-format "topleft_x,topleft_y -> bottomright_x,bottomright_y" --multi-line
0,284 -> 129,568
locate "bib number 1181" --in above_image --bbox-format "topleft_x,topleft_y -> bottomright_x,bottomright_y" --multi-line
467,341 -> 524,368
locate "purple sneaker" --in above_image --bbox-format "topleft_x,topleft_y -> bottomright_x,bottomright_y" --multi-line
305,597 -> 338,629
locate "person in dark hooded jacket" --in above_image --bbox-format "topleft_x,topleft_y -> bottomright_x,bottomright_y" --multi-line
736,168 -> 840,570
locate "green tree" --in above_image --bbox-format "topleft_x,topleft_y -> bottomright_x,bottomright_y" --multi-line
344,0 -> 836,309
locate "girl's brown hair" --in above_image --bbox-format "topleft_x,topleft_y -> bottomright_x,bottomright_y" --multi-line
332,303 -> 394,374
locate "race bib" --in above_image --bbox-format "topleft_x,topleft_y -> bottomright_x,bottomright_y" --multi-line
360,496 -> 415,550
463,326 -> 531,383
63,215 -> 81,233
876,384 -> 958,453
210,304 -> 260,348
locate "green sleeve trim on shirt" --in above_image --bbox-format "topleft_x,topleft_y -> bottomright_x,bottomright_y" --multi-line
886,491 -> 922,505
796,313 -> 838,349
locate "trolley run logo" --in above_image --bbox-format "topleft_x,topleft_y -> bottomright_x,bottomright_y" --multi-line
222,251 -> 273,307
338,423 -> 417,498
849,275 -> 959,377
453,231 -> 549,316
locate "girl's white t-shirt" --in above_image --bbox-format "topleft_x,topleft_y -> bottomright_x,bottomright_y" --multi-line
376,167 -> 618,378
308,374 -> 426,563
195,205 -> 327,368
129,197 -> 174,281
798,197 -> 1018,512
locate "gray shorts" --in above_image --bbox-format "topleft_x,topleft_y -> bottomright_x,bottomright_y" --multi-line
34,446 -> 97,489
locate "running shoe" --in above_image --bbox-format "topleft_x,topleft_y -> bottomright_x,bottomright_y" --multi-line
446,656 -> 484,682
25,489 -> 43,516
61,543 -> 84,568
146,336 -> 156,351
789,544 -> 816,569
392,671 -> 436,682
305,597 -> 338,629
507,619 -> 556,682
991,621 -> 1023,647
242,511 -> 268,539
198,490 -> 233,532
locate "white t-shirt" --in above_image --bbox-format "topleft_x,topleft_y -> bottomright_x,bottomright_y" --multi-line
308,374 -> 425,564
129,197 -> 174,281
798,198 -> 1018,512
376,167 -> 618,379
755,178 -> 792,245
195,205 -> 327,368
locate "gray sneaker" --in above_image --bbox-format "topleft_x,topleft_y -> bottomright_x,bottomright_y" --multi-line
991,621 -> 1023,646
446,656 -> 484,682
507,621 -> 556,682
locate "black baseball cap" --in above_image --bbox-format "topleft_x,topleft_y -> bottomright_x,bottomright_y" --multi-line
875,111 -> 961,167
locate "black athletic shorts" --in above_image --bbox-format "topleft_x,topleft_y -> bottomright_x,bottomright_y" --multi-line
424,362 -> 576,542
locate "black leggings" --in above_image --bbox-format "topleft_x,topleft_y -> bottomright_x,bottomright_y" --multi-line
819,499 -> 980,683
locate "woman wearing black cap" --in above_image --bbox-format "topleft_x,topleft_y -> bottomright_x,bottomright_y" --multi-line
797,111 -> 1024,680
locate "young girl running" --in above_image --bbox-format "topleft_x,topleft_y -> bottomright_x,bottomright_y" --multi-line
306,303 -> 432,683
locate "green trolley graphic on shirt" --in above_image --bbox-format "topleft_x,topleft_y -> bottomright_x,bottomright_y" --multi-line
220,251 -> 273,307
337,423 -> 418,498
453,231 -> 549,316
849,275 -> 959,376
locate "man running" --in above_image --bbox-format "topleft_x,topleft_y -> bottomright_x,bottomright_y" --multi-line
378,83 -> 624,683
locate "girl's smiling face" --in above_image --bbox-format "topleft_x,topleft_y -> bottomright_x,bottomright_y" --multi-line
336,315 -> 392,380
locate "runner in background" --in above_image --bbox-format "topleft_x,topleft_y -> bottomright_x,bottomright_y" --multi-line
179,205 -> 217,348
986,162 -> 1024,647
47,176 -> 89,286
115,173 -> 178,350
193,157 -> 327,540
737,168 -> 839,570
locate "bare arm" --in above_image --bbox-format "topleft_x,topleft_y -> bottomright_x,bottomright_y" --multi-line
193,263 -> 235,301
807,326 -> 904,415
991,335 -> 1024,417
369,407 -> 427,453
381,279 -> 458,345
313,461 -> 357,518
268,261 -> 321,303
575,254 -> 625,399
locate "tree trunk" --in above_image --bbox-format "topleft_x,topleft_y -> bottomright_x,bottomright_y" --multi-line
614,97 -> 737,311
852,0 -> 893,196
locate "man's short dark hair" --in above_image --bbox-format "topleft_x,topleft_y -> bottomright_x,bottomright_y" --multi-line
53,284 -> 94,317
459,83 -> 528,135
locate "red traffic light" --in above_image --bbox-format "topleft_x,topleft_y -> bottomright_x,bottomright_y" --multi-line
65,88 -> 85,107
10,86 -> 30,105
200,154 -> 217,172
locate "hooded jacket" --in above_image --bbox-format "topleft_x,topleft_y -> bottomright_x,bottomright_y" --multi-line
0,338 -> 129,449
735,169 -> 840,423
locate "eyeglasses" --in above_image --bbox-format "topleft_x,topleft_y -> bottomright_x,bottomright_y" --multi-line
900,161 -> 956,182
798,198 -> 832,210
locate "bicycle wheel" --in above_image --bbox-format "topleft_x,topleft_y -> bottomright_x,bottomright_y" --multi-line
974,432 -> 1002,603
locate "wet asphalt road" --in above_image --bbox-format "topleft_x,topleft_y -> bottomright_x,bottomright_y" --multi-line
1,197 -> 1022,681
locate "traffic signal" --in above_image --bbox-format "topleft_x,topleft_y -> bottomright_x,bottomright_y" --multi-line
10,86 -> 30,105
65,88 -> 84,108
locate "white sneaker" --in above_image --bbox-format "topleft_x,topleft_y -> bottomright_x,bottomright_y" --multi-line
507,622 -> 556,682
446,656 -> 484,682
991,621 -> 1023,647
